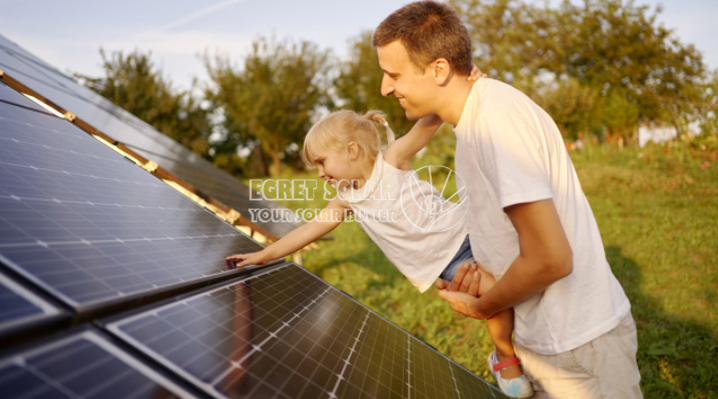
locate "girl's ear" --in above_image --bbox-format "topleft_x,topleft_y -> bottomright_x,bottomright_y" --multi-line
347,142 -> 361,161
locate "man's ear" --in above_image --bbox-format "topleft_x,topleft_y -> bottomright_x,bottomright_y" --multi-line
432,58 -> 452,86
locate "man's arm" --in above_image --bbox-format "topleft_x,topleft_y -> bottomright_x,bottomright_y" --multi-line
438,198 -> 573,319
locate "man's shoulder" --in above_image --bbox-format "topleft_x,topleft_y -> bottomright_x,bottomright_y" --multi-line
477,78 -> 524,99
465,79 -> 517,117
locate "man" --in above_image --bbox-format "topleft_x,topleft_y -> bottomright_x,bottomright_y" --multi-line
373,2 -> 641,398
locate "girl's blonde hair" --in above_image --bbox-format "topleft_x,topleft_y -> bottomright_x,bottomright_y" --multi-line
303,110 -> 395,167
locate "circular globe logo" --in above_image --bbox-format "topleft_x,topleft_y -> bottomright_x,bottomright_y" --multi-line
400,165 -> 469,232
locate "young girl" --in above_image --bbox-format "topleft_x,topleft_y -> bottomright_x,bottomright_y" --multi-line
226,110 -> 533,398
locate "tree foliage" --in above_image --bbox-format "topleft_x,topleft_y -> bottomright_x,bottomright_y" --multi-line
83,49 -> 211,156
449,0 -> 708,143
205,37 -> 333,176
81,0 -> 716,177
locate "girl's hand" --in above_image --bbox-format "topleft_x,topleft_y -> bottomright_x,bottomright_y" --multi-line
225,251 -> 270,268
468,64 -> 487,81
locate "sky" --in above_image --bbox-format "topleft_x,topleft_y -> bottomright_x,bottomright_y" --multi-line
1,0 -> 716,92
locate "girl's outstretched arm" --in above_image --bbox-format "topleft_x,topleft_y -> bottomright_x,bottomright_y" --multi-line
226,197 -> 349,267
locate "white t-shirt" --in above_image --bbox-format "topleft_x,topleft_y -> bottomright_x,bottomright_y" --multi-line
454,78 -> 631,355
340,155 -> 468,292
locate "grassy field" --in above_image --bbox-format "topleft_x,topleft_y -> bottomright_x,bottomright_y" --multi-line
254,136 -> 718,398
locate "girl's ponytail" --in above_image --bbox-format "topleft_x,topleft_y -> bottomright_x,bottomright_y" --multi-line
363,110 -> 395,147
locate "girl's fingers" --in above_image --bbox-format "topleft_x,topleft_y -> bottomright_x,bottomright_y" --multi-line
458,263 -> 477,293
448,262 -> 470,292
467,267 -> 481,297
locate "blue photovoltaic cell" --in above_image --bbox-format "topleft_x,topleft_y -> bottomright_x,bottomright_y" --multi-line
0,85 -> 264,312
0,329 -> 194,398
0,271 -> 62,335
107,263 -> 504,399
0,34 -> 297,239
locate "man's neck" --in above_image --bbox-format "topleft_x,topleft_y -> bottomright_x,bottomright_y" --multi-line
437,78 -> 476,127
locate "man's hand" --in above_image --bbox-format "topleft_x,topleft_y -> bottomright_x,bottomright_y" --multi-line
436,262 -> 492,320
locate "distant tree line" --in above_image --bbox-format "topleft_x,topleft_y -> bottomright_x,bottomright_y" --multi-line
80,0 -> 718,177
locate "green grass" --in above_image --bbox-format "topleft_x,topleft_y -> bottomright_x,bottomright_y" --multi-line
252,137 -> 718,398
571,140 -> 718,398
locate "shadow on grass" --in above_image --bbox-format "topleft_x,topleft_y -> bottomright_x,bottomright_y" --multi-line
605,245 -> 718,397
311,244 -> 405,292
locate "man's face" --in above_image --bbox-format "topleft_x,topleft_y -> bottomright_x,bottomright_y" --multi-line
377,40 -> 436,121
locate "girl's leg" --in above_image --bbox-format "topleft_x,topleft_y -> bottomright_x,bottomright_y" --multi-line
486,309 -> 523,379
473,265 -> 524,379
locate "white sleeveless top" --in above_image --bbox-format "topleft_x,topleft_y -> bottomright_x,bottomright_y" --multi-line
339,155 -> 468,292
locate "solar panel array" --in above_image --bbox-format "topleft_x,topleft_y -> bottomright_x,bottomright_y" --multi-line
0,329 -> 196,398
0,34 -> 296,241
106,263 -> 501,399
0,35 -> 505,398
0,82 -> 264,314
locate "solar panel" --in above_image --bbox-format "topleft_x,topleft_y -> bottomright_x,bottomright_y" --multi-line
106,263 -> 504,399
0,34 -> 297,240
0,80 -> 51,115
0,329 -> 195,398
0,270 -> 66,340
0,84 -> 264,314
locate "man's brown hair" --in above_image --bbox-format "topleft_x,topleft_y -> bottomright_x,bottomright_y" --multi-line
373,1 -> 472,75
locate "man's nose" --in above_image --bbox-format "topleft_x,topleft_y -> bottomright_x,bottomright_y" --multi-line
380,76 -> 394,97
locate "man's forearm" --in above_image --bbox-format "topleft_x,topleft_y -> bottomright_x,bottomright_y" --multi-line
477,199 -> 573,317
475,254 -> 570,318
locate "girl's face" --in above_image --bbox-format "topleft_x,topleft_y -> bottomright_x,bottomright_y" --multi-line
312,144 -> 361,191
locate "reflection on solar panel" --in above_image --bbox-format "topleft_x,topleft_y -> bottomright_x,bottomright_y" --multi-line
0,84 -> 264,313
0,34 -> 296,240
0,329 -> 194,398
107,263 -> 503,399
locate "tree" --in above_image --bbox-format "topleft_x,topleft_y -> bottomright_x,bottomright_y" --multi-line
694,70 -> 718,138
450,0 -> 707,144
205,36 -> 332,177
450,0 -> 555,96
82,49 -> 210,156
554,0 -> 705,135
535,77 -> 602,141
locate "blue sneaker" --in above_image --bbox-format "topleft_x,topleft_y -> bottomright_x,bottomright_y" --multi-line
487,349 -> 534,398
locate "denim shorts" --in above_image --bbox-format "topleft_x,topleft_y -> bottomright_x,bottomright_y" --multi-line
440,235 -> 475,281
